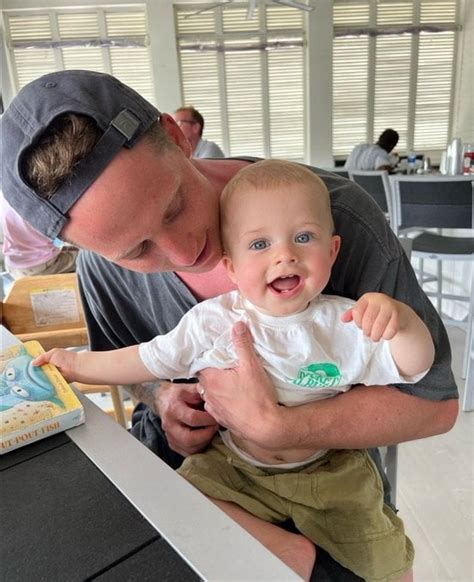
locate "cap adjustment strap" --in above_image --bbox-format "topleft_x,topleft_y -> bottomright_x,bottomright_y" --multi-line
110,109 -> 141,142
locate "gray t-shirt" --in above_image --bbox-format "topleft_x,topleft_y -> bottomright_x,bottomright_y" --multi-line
77,166 -> 456,400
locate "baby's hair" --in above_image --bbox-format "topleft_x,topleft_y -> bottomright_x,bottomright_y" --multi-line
220,160 -> 334,247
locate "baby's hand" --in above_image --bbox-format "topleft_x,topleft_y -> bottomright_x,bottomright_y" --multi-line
33,348 -> 79,381
341,292 -> 401,341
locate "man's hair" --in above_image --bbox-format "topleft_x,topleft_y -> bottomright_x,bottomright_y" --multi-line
377,128 -> 399,153
23,114 -> 174,199
175,106 -> 204,136
220,159 -> 334,249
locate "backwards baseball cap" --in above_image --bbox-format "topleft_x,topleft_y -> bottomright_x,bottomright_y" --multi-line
0,70 -> 160,239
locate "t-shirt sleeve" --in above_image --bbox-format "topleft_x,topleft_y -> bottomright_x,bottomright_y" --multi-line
362,337 -> 429,387
138,306 -> 210,380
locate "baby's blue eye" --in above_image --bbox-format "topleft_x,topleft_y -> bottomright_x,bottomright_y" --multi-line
250,240 -> 269,251
295,232 -> 313,243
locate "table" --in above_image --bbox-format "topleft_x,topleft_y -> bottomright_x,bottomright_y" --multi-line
0,389 -> 298,581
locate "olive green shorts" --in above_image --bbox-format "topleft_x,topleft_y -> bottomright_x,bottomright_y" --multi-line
178,436 -> 414,581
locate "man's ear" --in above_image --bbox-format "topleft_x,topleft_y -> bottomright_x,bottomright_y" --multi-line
330,234 -> 341,266
222,254 -> 238,283
159,113 -> 192,158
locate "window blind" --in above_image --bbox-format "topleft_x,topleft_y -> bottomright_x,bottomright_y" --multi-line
175,1 -> 306,160
3,6 -> 155,103
333,0 -> 459,158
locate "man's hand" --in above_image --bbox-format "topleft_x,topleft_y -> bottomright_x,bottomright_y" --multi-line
153,382 -> 219,457
33,348 -> 79,381
341,292 -> 405,341
199,321 -> 282,449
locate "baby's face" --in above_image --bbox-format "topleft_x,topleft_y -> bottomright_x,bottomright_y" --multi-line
222,183 -> 340,316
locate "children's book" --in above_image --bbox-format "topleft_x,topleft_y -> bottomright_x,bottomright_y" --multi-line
0,340 -> 85,454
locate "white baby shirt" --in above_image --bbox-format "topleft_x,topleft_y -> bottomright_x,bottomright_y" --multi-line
139,292 -> 427,467
140,291 -> 425,404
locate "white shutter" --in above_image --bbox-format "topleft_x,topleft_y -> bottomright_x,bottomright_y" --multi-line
179,49 -> 223,148
333,0 -> 459,158
333,36 -> 369,156
225,48 -> 265,156
373,34 -> 412,153
175,1 -> 306,160
3,6 -> 155,104
414,31 -> 455,151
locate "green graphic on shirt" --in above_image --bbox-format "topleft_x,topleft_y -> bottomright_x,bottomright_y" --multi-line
293,363 -> 342,388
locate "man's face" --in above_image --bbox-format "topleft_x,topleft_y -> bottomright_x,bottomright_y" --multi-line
62,138 -> 222,273
173,110 -> 201,143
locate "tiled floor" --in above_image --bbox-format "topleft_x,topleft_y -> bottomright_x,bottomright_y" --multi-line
397,325 -> 473,581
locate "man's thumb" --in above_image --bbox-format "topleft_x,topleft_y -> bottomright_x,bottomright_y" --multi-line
232,321 -> 257,364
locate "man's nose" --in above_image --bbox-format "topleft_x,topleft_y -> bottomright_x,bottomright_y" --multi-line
158,234 -> 198,267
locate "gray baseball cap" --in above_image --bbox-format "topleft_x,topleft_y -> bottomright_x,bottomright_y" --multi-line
0,70 -> 160,239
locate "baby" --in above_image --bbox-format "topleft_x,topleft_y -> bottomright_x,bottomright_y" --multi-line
36,160 -> 434,581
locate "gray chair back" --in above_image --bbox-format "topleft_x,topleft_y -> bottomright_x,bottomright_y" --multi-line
331,169 -> 350,179
390,175 -> 473,234
349,170 -> 392,215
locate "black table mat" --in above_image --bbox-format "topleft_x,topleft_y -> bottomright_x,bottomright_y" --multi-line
0,434 -> 200,581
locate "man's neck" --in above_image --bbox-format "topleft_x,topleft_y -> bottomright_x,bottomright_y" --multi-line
176,261 -> 237,301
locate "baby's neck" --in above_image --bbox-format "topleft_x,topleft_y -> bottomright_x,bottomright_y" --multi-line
250,301 -> 311,318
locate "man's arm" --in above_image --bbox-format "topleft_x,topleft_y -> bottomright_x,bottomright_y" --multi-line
77,251 -> 219,457
200,322 -> 457,452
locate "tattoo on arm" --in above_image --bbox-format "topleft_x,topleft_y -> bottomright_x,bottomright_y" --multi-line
128,381 -> 163,411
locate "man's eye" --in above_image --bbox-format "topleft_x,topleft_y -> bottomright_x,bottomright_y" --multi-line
295,232 -> 313,243
164,195 -> 184,224
250,240 -> 269,250
130,241 -> 150,260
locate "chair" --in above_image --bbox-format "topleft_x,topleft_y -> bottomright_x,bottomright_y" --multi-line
378,238 -> 413,507
390,175 -> 474,386
349,170 -> 392,216
331,169 -> 350,179
1,273 -> 132,427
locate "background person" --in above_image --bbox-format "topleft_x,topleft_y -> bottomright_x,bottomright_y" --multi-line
344,128 -> 399,172
35,160 -> 434,581
0,71 -> 458,579
174,106 -> 225,158
1,195 -> 78,279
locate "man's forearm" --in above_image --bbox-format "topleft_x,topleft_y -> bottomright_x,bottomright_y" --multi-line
265,385 -> 458,452
128,381 -> 163,413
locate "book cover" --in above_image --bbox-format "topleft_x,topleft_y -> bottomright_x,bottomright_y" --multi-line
0,340 -> 85,454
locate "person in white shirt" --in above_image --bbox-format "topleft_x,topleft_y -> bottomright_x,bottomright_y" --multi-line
344,128 -> 399,172
1,196 -> 78,279
36,160 -> 433,581
174,106 -> 225,158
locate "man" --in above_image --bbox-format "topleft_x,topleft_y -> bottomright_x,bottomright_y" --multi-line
174,105 -> 225,158
344,128 -> 399,172
0,71 -> 457,579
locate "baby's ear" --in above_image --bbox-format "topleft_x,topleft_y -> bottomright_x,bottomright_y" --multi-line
222,254 -> 238,283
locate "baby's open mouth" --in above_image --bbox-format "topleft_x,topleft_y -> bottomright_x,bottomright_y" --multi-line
268,275 -> 301,294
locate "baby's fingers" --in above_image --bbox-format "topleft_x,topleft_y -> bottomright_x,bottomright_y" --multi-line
32,351 -> 55,367
381,311 -> 399,341
367,306 -> 399,341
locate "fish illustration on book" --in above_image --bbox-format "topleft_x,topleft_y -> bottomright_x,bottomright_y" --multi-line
1,347 -> 64,411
